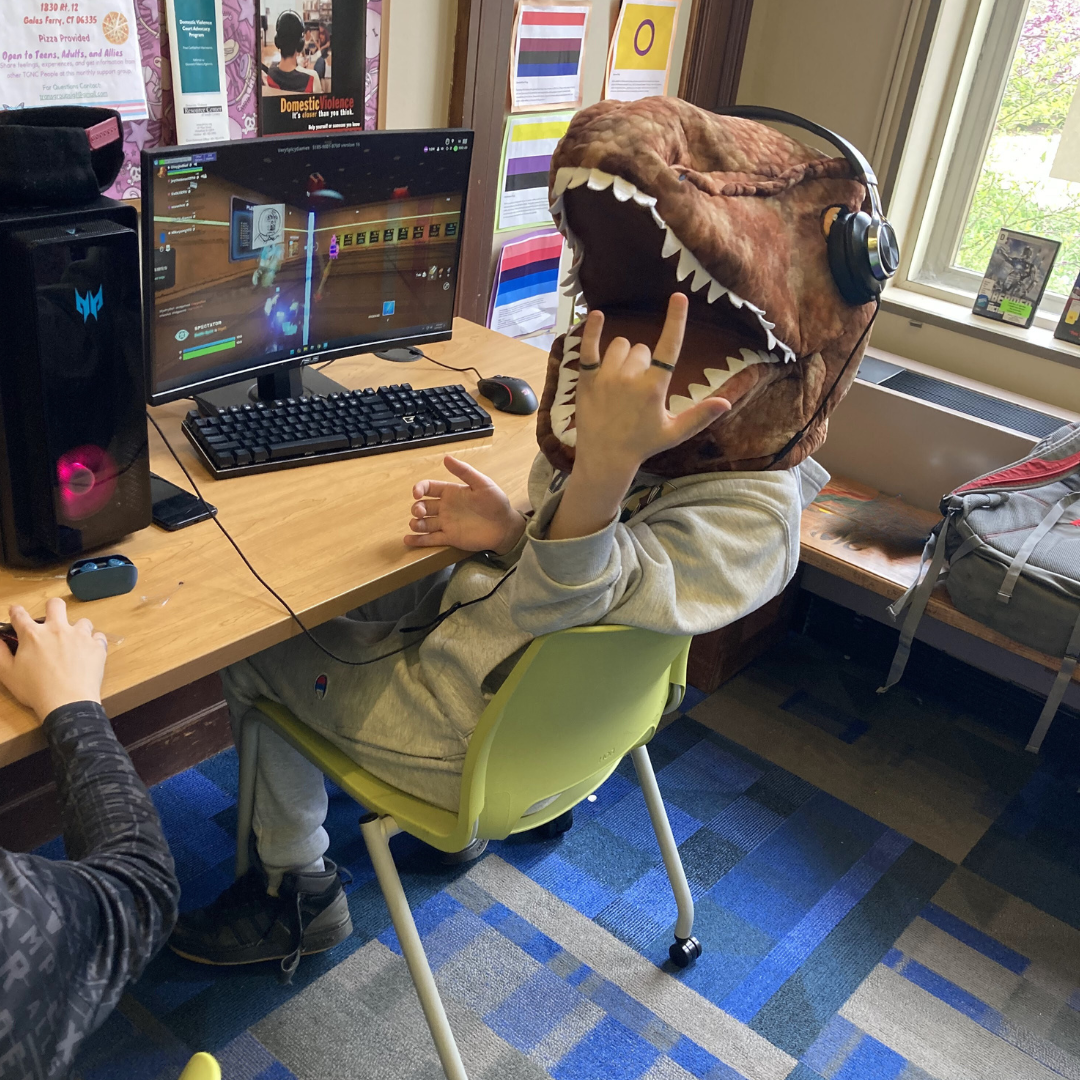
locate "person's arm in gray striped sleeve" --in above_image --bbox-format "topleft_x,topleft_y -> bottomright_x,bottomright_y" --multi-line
0,600 -> 179,1080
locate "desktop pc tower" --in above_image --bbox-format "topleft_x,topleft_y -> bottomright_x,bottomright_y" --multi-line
0,198 -> 151,566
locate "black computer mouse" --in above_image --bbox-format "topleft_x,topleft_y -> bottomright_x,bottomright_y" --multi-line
0,617 -> 45,655
476,376 -> 538,415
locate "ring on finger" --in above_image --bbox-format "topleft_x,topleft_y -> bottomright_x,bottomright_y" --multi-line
650,359 -> 676,372
578,361 -> 600,371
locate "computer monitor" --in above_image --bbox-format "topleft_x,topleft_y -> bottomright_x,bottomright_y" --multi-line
141,128 -> 473,407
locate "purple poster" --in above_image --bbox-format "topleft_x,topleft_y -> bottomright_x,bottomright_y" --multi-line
105,0 -> 256,199
366,0 -> 381,129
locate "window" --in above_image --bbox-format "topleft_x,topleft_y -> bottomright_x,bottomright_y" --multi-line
902,0 -> 1080,322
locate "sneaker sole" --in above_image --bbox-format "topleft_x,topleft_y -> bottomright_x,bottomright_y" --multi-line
169,918 -> 353,967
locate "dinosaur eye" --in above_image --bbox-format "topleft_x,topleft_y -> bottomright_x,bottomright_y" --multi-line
821,205 -> 844,238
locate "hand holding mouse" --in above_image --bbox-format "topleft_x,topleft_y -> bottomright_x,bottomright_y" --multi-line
405,455 -> 527,555
0,598 -> 108,720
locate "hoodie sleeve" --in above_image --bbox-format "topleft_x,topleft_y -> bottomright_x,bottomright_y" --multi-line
506,471 -> 802,638
0,702 -> 179,1078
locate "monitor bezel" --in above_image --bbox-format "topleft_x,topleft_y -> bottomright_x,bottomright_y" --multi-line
141,127 -> 474,406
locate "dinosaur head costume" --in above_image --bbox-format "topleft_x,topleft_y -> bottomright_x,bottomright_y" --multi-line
537,97 -> 882,477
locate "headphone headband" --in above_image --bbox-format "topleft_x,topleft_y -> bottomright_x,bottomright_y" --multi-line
715,106 -> 882,216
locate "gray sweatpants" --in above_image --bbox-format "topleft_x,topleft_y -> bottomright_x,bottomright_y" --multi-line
220,569 -> 466,874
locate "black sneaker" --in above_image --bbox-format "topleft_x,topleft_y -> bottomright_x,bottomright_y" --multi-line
521,808 -> 574,840
169,858 -> 353,982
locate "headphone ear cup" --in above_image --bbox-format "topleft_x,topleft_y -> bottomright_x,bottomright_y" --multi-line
827,207 -> 880,306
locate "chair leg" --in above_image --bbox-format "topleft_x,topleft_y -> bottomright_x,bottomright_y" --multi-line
235,712 -> 261,878
360,813 -> 468,1080
631,745 -> 701,969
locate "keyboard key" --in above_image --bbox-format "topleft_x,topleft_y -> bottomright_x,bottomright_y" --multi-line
211,449 -> 236,468
268,434 -> 349,459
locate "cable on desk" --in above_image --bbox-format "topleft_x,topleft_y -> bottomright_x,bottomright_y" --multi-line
145,411 -> 515,668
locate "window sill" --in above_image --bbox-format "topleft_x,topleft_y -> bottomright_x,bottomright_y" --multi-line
881,286 -> 1080,371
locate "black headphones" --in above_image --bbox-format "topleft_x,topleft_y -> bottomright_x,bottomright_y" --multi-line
717,106 -> 899,306
274,10 -> 305,55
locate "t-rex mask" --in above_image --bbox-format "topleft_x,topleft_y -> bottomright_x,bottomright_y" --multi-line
536,96 -> 878,477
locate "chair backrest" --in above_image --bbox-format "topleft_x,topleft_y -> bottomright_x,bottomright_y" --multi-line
179,1053 -> 221,1080
459,626 -> 690,837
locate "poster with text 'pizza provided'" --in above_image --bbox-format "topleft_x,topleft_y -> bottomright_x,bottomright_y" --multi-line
604,0 -> 680,102
0,0 -> 147,117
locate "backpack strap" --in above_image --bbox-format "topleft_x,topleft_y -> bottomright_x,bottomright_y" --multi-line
879,514 -> 954,694
997,490 -> 1080,604
1025,607 -> 1080,753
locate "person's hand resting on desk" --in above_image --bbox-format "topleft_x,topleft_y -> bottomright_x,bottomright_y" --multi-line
404,454 -> 528,555
0,597 -> 108,718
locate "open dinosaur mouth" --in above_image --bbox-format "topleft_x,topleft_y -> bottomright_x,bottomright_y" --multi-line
547,165 -> 808,449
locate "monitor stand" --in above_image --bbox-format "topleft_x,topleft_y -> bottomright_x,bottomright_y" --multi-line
192,363 -> 349,416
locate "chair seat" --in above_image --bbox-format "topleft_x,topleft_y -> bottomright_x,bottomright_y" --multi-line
252,697 -> 626,851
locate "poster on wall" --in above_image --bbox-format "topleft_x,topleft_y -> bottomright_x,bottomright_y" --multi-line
165,0 -> 231,142
365,0 -> 381,128
510,2 -> 589,113
489,230 -> 564,340
0,0 -> 148,117
104,0 -> 256,199
604,0 -> 680,102
496,110 -> 574,231
259,0 -> 366,134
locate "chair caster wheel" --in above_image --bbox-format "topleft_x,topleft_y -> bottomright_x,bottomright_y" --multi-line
669,936 -> 702,968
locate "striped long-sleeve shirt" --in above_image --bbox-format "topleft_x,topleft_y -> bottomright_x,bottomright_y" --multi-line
0,702 -> 179,1079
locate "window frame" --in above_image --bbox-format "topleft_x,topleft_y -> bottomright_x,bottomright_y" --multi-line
896,0 -> 1076,327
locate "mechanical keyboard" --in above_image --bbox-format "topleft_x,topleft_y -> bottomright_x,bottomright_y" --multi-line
182,383 -> 494,478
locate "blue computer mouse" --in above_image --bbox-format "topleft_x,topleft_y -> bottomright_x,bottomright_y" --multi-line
67,555 -> 138,601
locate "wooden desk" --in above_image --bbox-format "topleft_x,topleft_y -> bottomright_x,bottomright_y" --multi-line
0,319 -> 548,767
801,475 -> 1073,677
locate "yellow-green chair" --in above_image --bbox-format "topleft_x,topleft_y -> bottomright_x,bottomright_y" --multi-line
235,625 -> 699,1080
179,1052 -> 221,1080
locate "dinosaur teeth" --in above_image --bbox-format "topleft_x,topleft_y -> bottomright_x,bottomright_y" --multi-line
668,395 -> 695,415
548,170 -> 799,365
567,167 -> 591,189
587,168 -> 615,191
676,246 -> 698,282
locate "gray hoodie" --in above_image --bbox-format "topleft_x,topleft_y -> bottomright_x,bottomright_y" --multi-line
222,453 -> 828,809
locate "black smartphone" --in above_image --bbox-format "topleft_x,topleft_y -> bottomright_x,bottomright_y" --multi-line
150,473 -> 216,531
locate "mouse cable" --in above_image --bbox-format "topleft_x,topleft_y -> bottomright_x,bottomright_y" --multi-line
145,411 -> 515,667
314,350 -> 484,382
411,349 -> 485,383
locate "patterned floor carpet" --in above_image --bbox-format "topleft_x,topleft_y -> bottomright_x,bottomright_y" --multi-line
62,598 -> 1080,1080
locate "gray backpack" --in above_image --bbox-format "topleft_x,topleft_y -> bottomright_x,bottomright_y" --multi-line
883,421 -> 1080,751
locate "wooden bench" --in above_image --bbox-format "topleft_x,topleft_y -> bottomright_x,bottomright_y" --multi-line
799,475 -> 1078,682
688,473 -> 1077,695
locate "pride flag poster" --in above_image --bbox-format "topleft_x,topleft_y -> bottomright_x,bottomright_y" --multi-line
604,0 -> 680,102
489,230 -> 565,340
510,2 -> 590,112
496,110 -> 574,231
